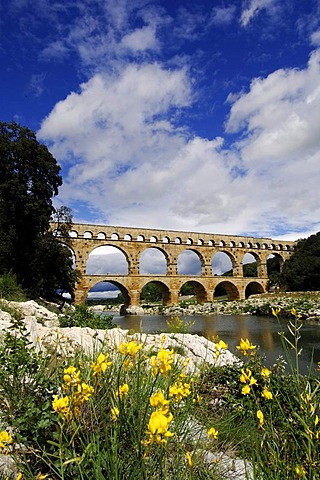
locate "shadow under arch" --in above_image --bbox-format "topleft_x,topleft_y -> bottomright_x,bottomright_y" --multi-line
140,280 -> 171,306
245,281 -> 265,298
180,280 -> 208,304
214,280 -> 240,301
85,245 -> 130,275
87,280 -> 131,308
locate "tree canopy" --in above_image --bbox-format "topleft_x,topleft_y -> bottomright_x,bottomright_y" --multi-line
280,232 -> 320,291
0,121 -> 78,300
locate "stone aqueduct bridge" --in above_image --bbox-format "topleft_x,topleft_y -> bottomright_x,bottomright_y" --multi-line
56,223 -> 296,306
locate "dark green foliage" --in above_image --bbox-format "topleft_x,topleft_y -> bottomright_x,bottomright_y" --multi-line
59,303 -> 117,329
180,282 -> 195,296
0,313 -> 59,445
140,282 -> 162,302
0,121 -> 78,299
280,232 -> 320,291
0,273 -> 26,300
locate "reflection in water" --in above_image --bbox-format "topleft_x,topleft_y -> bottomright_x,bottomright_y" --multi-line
110,313 -> 320,374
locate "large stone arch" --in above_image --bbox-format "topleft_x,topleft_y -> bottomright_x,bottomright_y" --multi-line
140,279 -> 171,306
85,245 -> 130,274
84,279 -> 131,307
138,246 -> 169,274
214,280 -> 240,301
180,280 -> 208,303
245,281 -> 265,298
177,248 -> 204,275
212,250 -> 236,276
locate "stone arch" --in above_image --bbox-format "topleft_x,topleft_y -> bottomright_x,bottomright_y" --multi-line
69,230 -> 78,238
150,235 -> 157,243
212,251 -> 235,276
124,234 -> 132,241
163,236 -> 170,244
245,281 -> 265,298
140,280 -> 171,306
175,237 -> 182,244
197,239 -> 204,246
139,247 -> 168,274
208,240 -> 215,246
180,280 -> 208,303
137,234 -> 145,242
86,245 -> 129,274
87,280 -> 130,307
97,232 -> 106,240
83,231 -> 93,239
111,233 -> 119,240
214,281 -> 240,301
177,249 -> 203,275
242,251 -> 260,277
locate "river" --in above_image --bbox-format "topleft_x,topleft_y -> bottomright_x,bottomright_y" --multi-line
108,312 -> 320,374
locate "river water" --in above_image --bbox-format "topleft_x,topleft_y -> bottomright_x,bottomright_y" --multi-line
109,313 -> 320,374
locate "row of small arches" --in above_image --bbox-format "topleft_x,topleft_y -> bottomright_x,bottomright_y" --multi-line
56,229 -> 294,252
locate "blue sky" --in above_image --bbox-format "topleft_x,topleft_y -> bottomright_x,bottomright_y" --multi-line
1,0 -> 320,240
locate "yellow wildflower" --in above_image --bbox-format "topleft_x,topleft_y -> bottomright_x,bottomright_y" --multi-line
146,410 -> 174,446
52,395 -> 70,416
241,384 -> 251,395
149,390 -> 170,412
111,407 -> 119,421
186,451 -> 193,467
116,383 -> 129,399
236,338 -> 256,356
91,352 -> 112,376
295,465 -> 306,477
0,430 -> 13,453
118,340 -> 142,357
75,382 -> 94,402
169,381 -> 191,403
272,307 -> 281,317
261,368 -> 271,378
15,474 -> 23,480
262,387 -> 273,400
257,410 -> 264,426
207,427 -> 219,439
150,348 -> 175,376
63,366 -> 81,387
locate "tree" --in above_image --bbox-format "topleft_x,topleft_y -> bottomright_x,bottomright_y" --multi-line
280,232 -> 320,291
0,121 -> 78,299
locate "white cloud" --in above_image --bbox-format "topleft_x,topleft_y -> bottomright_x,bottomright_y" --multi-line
240,0 -> 276,27
210,6 -> 236,26
121,26 -> 159,52
311,29 -> 320,47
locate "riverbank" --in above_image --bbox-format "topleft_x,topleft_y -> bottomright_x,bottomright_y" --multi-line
95,291 -> 320,322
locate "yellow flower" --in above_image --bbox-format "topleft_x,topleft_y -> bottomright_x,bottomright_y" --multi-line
75,382 -> 94,402
169,381 -> 191,403
257,410 -> 264,426
149,390 -> 170,412
207,427 -> 219,439
295,465 -> 306,477
15,474 -> 23,480
52,395 -> 70,416
91,352 -> 112,376
271,307 -> 281,317
236,338 -> 256,356
186,451 -> 193,467
117,383 -> 129,399
111,407 -> 119,421
0,430 -> 13,453
118,340 -> 142,357
261,368 -> 271,378
241,384 -> 251,395
262,387 -> 273,400
150,348 -> 175,376
63,366 -> 81,387
146,410 -> 174,446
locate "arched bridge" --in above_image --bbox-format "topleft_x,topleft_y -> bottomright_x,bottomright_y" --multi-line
54,223 -> 296,306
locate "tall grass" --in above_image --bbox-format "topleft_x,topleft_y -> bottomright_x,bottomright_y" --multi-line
0,306 -> 319,479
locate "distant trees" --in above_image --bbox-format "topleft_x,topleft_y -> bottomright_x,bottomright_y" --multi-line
280,232 -> 320,291
0,121 -> 79,300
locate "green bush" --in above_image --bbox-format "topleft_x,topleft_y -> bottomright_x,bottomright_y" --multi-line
0,273 -> 26,301
59,303 -> 117,329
